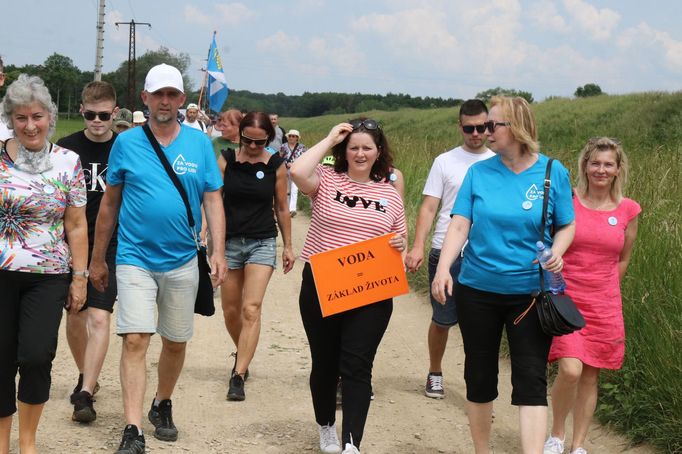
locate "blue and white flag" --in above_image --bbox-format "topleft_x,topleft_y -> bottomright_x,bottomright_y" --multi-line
207,36 -> 228,112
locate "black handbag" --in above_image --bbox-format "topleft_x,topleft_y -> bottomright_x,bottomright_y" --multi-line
514,158 -> 585,336
142,125 -> 215,316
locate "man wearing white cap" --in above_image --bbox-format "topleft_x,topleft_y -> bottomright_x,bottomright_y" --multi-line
182,103 -> 210,134
89,63 -> 227,454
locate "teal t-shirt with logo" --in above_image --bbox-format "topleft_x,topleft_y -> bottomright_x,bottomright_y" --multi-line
108,125 -> 223,271
451,153 -> 574,294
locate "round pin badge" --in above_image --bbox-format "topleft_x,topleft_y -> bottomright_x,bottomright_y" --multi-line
389,173 -> 398,182
43,184 -> 56,194
379,198 -> 389,207
256,171 -> 265,180
522,200 -> 532,210
608,216 -> 618,226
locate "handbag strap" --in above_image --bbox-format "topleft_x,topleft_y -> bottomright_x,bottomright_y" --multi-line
538,158 -> 554,292
141,124 -> 199,247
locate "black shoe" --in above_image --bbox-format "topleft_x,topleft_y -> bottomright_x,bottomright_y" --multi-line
115,425 -> 145,454
229,352 -> 250,382
148,399 -> 178,441
70,374 -> 100,403
227,374 -> 245,401
71,390 -> 96,423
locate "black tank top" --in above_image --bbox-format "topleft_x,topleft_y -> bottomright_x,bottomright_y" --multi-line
222,148 -> 284,239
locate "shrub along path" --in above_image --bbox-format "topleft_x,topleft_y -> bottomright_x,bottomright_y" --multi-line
22,214 -> 657,453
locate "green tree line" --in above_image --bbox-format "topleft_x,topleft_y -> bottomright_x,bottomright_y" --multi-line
0,48 -> 461,116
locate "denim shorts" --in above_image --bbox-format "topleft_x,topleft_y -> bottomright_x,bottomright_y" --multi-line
225,236 -> 277,269
115,256 -> 198,342
428,248 -> 462,327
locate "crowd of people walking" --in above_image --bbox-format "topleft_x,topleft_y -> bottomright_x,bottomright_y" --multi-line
0,59 -> 640,454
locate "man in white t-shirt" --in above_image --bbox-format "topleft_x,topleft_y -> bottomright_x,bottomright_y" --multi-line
182,103 -> 210,134
406,99 -> 495,399
0,56 -> 13,142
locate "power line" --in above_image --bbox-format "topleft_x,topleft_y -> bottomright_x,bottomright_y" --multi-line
115,19 -> 151,110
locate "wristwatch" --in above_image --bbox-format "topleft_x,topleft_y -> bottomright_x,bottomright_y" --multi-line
72,270 -> 90,278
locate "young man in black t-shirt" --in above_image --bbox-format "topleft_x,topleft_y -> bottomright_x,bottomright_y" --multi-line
56,81 -> 119,424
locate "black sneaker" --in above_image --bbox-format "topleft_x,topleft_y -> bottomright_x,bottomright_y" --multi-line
70,374 -> 100,403
115,425 -> 145,454
229,352 -> 250,382
71,390 -> 96,423
148,399 -> 178,441
227,374 -> 245,401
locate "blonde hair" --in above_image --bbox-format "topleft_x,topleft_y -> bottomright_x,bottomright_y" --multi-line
576,137 -> 628,202
489,96 -> 539,155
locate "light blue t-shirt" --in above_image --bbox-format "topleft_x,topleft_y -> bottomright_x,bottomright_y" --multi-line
108,125 -> 223,271
452,153 -> 574,294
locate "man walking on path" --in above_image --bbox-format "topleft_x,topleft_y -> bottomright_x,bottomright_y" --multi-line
405,99 -> 495,399
89,64 -> 226,454
56,81 -> 120,423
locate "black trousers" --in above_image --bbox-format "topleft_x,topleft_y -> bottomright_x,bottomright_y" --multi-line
0,270 -> 69,417
299,263 -> 392,448
456,283 -> 552,406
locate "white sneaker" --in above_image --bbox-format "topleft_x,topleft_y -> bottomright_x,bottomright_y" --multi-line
318,424 -> 341,454
570,449 -> 587,454
544,436 -> 565,454
341,442 -> 360,454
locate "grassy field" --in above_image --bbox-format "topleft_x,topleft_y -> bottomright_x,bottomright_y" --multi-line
54,94 -> 681,452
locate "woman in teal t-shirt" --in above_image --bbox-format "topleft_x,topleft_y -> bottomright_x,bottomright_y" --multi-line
432,96 -> 575,454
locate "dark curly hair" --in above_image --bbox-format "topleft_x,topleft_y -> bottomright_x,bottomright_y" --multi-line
239,111 -> 275,144
331,118 -> 394,182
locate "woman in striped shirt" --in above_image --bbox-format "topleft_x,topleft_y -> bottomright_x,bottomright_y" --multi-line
290,119 -> 407,454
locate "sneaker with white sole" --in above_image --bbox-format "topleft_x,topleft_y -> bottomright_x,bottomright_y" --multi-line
570,449 -> 587,454
318,423 -> 341,453
425,372 -> 445,399
544,436 -> 565,454
341,442 -> 360,454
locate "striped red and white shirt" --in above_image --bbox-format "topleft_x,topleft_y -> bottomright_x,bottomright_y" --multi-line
300,165 -> 407,262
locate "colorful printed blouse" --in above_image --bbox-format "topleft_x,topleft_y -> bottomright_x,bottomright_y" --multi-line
0,142 -> 87,274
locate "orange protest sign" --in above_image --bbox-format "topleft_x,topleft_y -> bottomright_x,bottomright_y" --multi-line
309,233 -> 408,317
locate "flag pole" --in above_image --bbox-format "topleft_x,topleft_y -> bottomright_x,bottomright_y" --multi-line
197,31 -> 215,111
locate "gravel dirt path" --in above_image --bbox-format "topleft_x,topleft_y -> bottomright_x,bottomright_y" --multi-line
15,215 -> 656,453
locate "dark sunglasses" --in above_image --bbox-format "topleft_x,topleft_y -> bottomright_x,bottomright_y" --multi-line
483,120 -> 511,133
349,119 -> 380,130
461,124 -> 487,134
241,134 -> 269,146
83,110 -> 113,121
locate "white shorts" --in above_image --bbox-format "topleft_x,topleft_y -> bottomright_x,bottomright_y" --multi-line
115,257 -> 198,342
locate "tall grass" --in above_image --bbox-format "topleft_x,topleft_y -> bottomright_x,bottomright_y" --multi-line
53,95 -> 680,452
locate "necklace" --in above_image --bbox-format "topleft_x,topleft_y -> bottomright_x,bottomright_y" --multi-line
13,140 -> 54,174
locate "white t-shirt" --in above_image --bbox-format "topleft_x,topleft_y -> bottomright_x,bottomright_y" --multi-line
0,119 -> 12,141
422,146 -> 495,249
182,119 -> 207,132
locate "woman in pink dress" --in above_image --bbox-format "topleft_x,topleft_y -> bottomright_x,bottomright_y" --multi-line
544,137 -> 641,454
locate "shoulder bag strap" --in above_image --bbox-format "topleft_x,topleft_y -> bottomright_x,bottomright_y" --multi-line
141,124 -> 198,244
538,158 -> 554,291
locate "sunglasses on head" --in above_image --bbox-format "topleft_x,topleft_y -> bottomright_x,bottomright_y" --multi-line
483,120 -> 511,133
240,134 -> 269,146
461,124 -> 487,134
349,119 -> 380,131
83,110 -> 113,121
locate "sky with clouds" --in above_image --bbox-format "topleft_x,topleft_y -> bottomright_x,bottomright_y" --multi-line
2,0 -> 682,101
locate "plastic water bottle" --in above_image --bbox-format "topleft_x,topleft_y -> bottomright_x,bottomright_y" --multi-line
536,241 -> 566,294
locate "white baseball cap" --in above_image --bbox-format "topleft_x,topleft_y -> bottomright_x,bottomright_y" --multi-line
186,103 -> 199,110
144,63 -> 184,94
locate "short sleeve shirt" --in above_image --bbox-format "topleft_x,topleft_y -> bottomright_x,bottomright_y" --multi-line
0,142 -> 87,273
107,125 -> 223,272
452,153 -> 574,294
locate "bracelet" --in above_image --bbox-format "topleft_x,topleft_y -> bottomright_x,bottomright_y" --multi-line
72,270 -> 90,278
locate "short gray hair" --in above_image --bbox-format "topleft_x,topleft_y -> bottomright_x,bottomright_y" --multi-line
0,74 -> 58,138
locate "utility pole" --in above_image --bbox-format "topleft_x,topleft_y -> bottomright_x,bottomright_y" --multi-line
115,19 -> 151,110
93,0 -> 106,81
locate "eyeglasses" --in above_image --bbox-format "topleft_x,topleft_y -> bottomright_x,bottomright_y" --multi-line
83,110 -> 113,121
483,121 -> 511,133
349,119 -> 380,130
241,134 -> 269,146
461,124 -> 487,134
